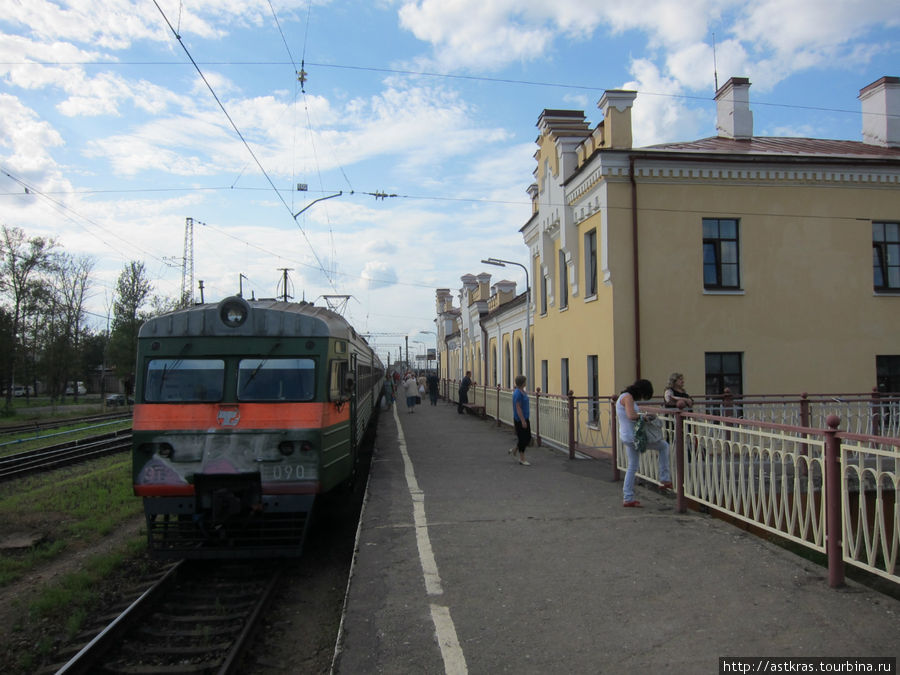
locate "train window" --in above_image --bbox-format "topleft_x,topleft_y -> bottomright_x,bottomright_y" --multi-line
237,358 -> 315,401
145,359 -> 225,402
329,360 -> 350,401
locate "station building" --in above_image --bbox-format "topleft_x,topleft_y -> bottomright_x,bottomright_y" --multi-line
438,75 -> 900,402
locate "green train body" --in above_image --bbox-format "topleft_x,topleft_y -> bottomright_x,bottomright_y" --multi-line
132,296 -> 383,558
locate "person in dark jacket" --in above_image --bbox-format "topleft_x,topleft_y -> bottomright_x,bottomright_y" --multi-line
457,371 -> 472,414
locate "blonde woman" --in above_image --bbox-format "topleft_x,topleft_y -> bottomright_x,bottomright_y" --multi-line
663,372 -> 694,410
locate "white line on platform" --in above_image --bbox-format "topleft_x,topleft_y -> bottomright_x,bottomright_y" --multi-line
393,404 -> 468,674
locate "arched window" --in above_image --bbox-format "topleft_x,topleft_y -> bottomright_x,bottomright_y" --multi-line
515,338 -> 523,379
491,345 -> 497,386
504,343 -> 511,389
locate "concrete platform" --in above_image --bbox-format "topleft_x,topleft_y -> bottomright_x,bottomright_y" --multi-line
333,398 -> 900,674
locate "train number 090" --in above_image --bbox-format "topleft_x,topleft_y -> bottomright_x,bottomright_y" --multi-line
267,465 -> 305,480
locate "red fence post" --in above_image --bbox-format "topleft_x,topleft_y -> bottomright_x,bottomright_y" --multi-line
567,390 -> 575,460
675,410 -> 686,513
535,388 -> 542,445
824,414 -> 845,588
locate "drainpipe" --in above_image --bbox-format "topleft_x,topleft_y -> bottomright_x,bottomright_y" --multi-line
629,155 -> 641,379
481,321 -> 490,390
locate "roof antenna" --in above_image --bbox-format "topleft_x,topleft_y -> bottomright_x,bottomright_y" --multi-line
712,32 -> 719,92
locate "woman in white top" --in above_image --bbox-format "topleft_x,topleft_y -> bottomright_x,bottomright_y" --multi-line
403,372 -> 419,413
616,378 -> 671,507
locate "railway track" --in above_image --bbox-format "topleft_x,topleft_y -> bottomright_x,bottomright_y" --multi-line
0,411 -> 131,437
49,560 -> 282,675
0,429 -> 132,481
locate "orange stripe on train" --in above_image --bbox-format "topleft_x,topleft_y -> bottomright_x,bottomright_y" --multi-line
132,402 -> 349,430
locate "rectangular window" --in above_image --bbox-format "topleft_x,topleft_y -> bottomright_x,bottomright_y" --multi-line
327,359 -> 349,401
703,218 -> 741,290
873,222 -> 900,291
540,275 -> 548,315
561,358 -> 569,396
587,355 -> 599,423
584,229 -> 597,297
541,360 -> 548,394
877,355 -> 900,393
705,352 -> 743,397
145,359 -> 225,402
558,250 -> 568,309
238,357 -> 317,401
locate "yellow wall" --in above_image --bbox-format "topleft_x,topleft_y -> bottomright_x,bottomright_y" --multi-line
618,178 -> 900,395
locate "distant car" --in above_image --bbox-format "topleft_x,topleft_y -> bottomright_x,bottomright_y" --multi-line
105,394 -> 133,406
65,383 -> 87,395
5,385 -> 34,397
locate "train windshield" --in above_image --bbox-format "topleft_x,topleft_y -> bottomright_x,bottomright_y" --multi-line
237,358 -> 316,401
144,359 -> 225,402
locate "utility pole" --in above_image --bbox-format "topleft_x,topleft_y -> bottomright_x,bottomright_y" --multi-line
182,217 -> 195,306
197,280 -> 205,304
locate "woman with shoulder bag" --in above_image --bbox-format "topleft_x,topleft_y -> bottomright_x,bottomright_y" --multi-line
616,379 -> 672,507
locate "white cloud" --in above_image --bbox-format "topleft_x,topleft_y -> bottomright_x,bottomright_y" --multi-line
361,260 -> 398,289
624,60 -> 709,146
0,94 -> 65,176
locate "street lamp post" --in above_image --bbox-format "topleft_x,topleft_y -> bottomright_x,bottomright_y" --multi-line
481,257 -> 531,389
419,330 -> 438,378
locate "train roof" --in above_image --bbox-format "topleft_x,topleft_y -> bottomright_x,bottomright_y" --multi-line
139,296 -> 362,341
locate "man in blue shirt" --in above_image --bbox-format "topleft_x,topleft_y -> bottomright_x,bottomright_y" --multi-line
509,375 -> 531,466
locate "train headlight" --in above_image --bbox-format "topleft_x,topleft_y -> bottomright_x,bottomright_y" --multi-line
300,440 -> 314,453
278,441 -> 295,456
218,296 -> 250,328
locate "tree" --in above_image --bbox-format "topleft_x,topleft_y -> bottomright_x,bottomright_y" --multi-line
0,225 -> 56,408
107,261 -> 152,395
42,253 -> 95,400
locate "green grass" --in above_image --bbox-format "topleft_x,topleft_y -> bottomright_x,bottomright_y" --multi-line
7,536 -> 147,673
0,419 -> 132,458
1,446 -> 149,674
0,455 -> 142,587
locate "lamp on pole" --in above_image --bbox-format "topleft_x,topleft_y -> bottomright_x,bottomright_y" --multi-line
419,330 -> 437,377
481,257 -> 531,388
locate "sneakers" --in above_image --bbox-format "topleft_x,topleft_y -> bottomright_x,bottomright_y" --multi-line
519,460 -> 531,466
622,500 -> 642,508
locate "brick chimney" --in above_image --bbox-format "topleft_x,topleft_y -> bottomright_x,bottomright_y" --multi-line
715,77 -> 753,140
859,76 -> 900,148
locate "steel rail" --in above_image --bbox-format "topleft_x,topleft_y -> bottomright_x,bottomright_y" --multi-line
0,433 -> 132,481
0,411 -> 131,437
54,561 -> 184,675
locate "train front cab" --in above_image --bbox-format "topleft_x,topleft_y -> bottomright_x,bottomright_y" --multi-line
132,296 -> 358,559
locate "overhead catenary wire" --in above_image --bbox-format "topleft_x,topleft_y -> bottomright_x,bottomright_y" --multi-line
151,0 -> 338,292
6,58 -> 893,121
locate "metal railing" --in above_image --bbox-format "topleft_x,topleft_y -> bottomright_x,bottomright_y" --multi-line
613,407 -> 898,588
439,379 -> 899,588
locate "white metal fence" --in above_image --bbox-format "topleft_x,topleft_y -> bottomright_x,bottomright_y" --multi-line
442,380 -> 899,587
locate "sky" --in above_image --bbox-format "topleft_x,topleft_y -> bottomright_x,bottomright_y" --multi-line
1,0 -> 898,363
